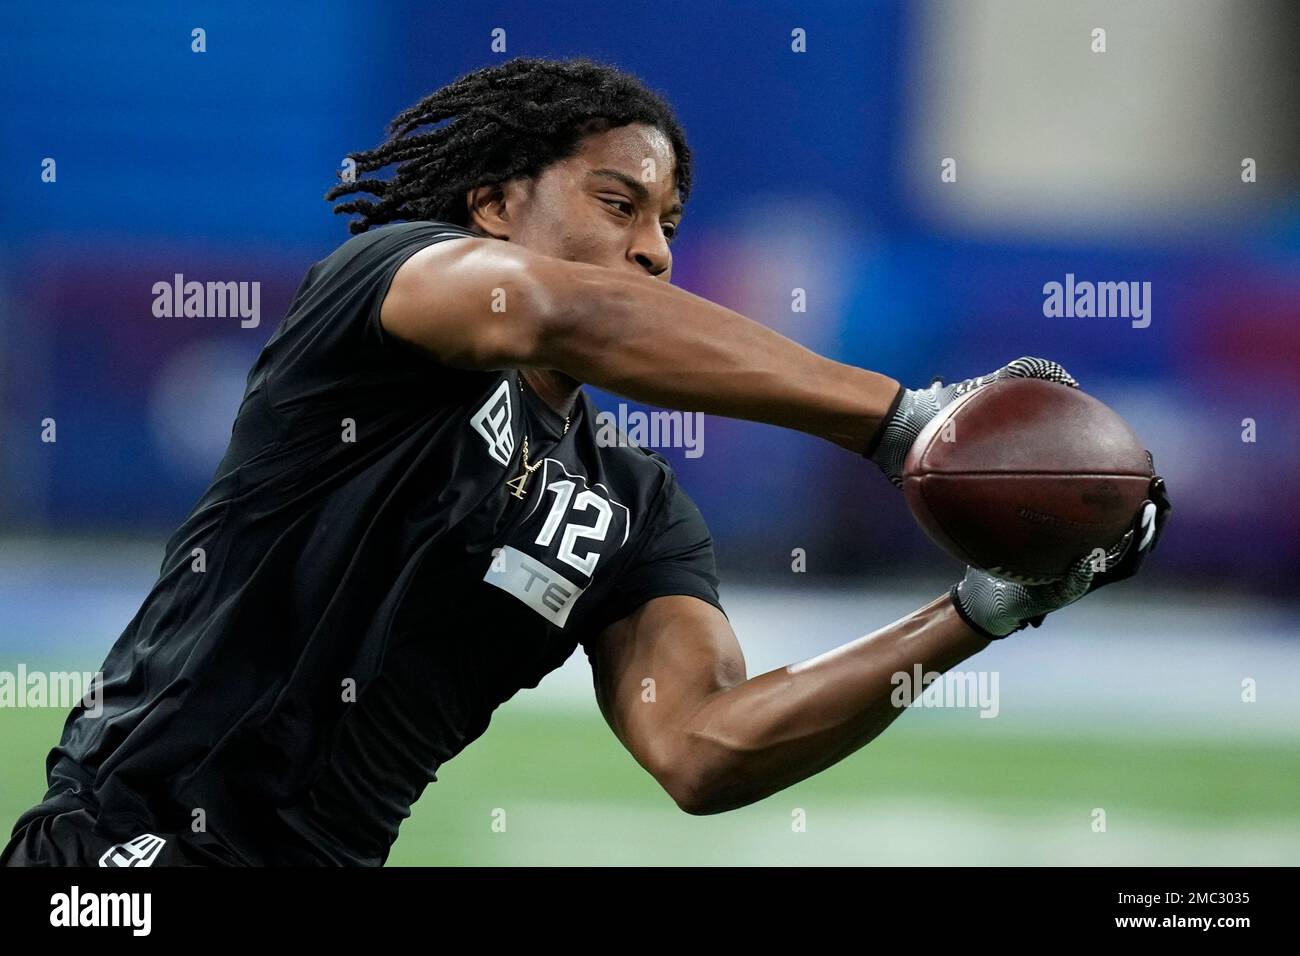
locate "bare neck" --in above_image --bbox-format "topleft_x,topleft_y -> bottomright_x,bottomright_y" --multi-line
520,368 -> 582,418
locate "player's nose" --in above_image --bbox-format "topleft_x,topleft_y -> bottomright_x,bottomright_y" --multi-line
628,229 -> 671,279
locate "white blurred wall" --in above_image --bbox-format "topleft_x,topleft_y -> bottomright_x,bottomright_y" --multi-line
904,0 -> 1298,239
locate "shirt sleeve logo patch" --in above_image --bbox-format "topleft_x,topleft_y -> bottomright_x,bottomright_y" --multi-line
470,379 -> 515,467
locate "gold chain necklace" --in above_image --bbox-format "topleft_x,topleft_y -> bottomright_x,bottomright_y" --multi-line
505,378 -> 570,500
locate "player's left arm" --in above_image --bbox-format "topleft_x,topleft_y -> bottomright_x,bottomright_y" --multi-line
587,592 -> 990,816
589,472 -> 1169,816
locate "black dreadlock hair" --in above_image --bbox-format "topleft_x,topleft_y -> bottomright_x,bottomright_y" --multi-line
326,57 -> 693,235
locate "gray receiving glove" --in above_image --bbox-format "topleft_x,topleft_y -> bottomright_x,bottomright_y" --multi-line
865,356 -> 1079,487
951,471 -> 1172,639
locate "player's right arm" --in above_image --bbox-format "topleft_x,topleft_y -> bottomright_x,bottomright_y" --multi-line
379,236 -> 901,454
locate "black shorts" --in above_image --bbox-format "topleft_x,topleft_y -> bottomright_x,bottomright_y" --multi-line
1,807 -> 238,867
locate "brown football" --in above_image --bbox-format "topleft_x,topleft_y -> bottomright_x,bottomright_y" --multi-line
901,377 -> 1152,581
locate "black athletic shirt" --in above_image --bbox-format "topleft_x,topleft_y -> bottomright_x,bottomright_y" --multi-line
19,221 -> 724,865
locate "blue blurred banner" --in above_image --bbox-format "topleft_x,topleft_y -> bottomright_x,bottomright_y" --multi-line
2,1 -> 1297,592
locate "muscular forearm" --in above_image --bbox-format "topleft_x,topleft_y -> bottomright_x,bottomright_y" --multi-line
676,595 -> 990,815
538,262 -> 901,453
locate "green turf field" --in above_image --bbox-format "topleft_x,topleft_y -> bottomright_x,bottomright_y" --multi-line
4,704 -> 1298,865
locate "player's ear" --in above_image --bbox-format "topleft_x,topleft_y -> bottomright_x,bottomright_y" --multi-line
466,182 -> 515,240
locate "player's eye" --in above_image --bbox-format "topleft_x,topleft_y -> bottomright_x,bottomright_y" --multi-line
601,196 -> 634,216
662,222 -> 678,242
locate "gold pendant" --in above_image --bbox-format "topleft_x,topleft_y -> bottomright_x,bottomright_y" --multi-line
505,470 -> 530,499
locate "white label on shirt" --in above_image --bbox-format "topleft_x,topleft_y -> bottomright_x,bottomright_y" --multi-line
483,545 -> 587,628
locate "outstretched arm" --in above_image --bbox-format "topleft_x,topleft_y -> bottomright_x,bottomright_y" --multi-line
591,484 -> 1168,816
588,593 -> 989,816
380,236 -> 901,453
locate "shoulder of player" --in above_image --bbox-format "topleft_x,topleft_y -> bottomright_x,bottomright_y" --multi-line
581,414 -> 682,500
577,393 -> 680,458
594,435 -> 673,470
322,219 -> 478,268
290,221 -> 477,292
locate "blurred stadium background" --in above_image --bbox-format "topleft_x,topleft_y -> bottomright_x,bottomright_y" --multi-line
2,0 -> 1298,864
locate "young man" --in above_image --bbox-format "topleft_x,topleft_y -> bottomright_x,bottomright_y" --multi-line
4,57 -> 1167,866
